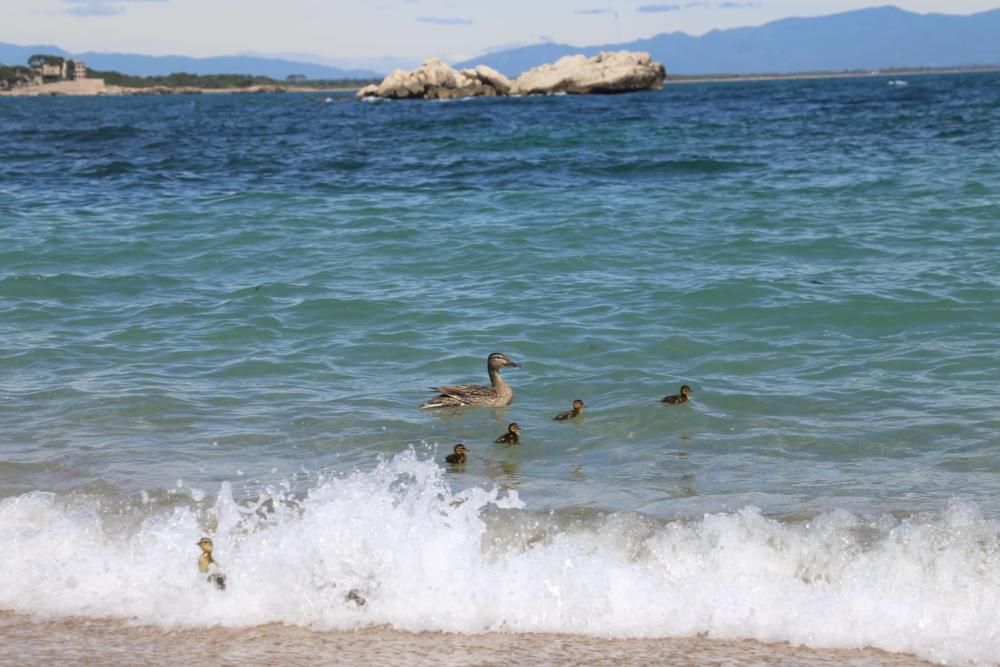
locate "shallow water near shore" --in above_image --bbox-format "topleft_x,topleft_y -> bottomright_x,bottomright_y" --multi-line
1,72 -> 999,664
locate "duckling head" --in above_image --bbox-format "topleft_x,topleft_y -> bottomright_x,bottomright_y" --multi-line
454,444 -> 468,455
488,352 -> 520,371
680,385 -> 692,397
573,399 -> 586,410
197,537 -> 215,574
197,537 -> 214,555
508,422 -> 520,433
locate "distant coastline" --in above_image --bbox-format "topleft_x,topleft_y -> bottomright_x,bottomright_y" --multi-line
0,81 -> 369,97
2,64 -> 998,97
0,56 -> 378,96
665,64 -> 1000,84
0,79 -> 371,97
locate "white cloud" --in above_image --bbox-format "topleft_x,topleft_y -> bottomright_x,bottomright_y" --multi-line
415,16 -> 473,25
637,4 -> 683,13
62,0 -> 166,18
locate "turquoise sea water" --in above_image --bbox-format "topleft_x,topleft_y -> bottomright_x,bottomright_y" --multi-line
2,73 -> 999,663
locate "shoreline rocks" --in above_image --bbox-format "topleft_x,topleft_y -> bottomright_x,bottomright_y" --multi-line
0,82 -> 308,97
0,78 -> 107,96
357,51 -> 665,100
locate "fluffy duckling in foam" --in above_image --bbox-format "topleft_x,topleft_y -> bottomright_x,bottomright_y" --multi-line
420,353 -> 521,408
197,537 -> 227,590
662,385 -> 693,405
445,444 -> 468,465
554,399 -> 586,421
494,422 -> 521,445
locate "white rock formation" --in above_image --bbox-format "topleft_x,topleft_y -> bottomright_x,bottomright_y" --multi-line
356,59 -> 512,100
356,51 -> 665,100
462,65 -> 513,96
511,51 -> 666,95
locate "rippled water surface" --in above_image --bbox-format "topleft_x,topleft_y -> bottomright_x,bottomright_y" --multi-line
1,73 -> 999,664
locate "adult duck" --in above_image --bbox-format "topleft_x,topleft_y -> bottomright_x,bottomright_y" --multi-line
420,353 -> 520,408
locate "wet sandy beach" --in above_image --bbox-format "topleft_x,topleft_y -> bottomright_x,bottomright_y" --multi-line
0,612 -> 934,666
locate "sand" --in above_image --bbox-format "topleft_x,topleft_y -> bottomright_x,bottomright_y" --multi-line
0,611 -> 935,666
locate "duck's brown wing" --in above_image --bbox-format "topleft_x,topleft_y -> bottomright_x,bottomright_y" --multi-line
430,383 -> 487,397
433,384 -> 499,402
421,383 -> 493,408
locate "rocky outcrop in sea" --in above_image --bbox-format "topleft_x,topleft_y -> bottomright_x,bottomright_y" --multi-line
356,51 -> 665,100
510,51 -> 666,95
356,59 -> 512,100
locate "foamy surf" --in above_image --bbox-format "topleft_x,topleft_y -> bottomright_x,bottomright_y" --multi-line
2,450 -> 998,665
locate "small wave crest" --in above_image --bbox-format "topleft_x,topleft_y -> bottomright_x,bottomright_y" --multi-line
598,157 -> 763,175
1,451 -> 997,664
50,124 -> 142,143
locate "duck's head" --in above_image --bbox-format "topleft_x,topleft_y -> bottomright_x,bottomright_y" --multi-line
197,537 -> 214,555
453,444 -> 468,455
573,399 -> 586,410
488,352 -> 520,371
680,385 -> 693,397
508,422 -> 520,433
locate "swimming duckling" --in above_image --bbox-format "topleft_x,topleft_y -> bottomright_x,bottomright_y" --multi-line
445,444 -> 468,465
554,399 -> 586,421
196,537 -> 227,590
420,353 -> 521,408
662,385 -> 693,405
494,422 -> 521,445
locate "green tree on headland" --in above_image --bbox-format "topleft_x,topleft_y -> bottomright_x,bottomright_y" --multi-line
88,68 -> 377,90
0,63 -> 34,88
28,54 -> 65,68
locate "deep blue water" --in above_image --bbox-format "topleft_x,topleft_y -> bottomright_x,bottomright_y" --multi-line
1,73 -> 999,661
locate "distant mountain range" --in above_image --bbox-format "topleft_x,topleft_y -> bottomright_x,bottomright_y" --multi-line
454,6 -> 1000,76
0,42 -> 380,80
4,6 -> 1000,81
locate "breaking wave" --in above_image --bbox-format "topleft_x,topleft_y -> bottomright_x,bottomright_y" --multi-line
1,450 -> 998,665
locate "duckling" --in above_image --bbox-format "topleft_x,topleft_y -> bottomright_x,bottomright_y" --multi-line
554,399 -> 586,421
196,537 -> 227,590
445,444 -> 468,465
494,422 -> 521,445
662,385 -> 693,405
420,353 -> 521,408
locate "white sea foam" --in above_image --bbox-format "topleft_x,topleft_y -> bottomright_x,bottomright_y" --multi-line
1,450 -> 998,665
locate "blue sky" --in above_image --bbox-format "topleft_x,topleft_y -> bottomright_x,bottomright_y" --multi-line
3,1 -> 998,70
